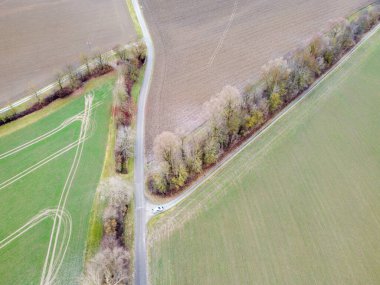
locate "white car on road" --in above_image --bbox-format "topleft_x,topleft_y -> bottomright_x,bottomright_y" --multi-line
152,206 -> 165,214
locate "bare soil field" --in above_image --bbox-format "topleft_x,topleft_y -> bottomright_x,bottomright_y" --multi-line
0,0 -> 136,107
144,0 -> 370,159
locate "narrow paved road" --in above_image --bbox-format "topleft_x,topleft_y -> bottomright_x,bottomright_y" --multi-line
133,0 -> 154,284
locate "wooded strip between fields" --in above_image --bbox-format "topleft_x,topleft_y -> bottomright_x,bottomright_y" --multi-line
148,4 -> 380,195
81,44 -> 146,285
0,42 -> 146,127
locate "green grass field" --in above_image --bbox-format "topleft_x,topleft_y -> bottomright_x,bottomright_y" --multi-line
0,74 -> 116,284
149,29 -> 380,284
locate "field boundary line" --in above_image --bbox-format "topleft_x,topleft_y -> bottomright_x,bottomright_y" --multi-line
152,22 -> 380,214
0,209 -> 71,251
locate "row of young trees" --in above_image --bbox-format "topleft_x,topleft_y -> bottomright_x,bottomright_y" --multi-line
0,48 -> 114,126
0,41 -> 147,126
148,5 -> 380,194
82,177 -> 133,285
113,41 -> 146,173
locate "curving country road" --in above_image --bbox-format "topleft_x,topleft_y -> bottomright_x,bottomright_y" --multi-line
132,0 -> 154,284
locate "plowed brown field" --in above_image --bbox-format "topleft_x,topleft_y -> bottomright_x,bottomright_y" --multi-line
0,0 -> 136,107
144,0 -> 370,159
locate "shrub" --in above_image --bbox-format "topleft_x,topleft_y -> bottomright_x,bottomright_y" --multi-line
82,246 -> 130,285
261,57 -> 291,96
245,110 -> 264,130
203,137 -> 220,166
150,172 -> 169,194
269,92 -> 282,113
170,164 -> 189,190
115,126 -> 135,173
183,135 -> 203,175
132,40 -> 147,65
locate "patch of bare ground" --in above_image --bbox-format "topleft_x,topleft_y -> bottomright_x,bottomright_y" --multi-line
0,0 -> 136,106
144,0 -> 371,160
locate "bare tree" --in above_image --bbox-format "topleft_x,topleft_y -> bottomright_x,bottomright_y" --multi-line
81,54 -> 92,76
28,84 -> 41,104
327,18 -> 354,59
95,50 -> 107,70
261,57 -> 291,95
132,40 -> 147,64
153,131 -> 183,169
149,162 -> 170,194
153,131 -> 189,190
113,74 -> 130,126
66,65 -> 79,89
183,134 -> 203,175
82,247 -> 130,285
55,72 -> 64,91
114,44 -> 129,62
115,126 -> 135,173
99,176 -> 133,208
203,85 -> 243,146
203,136 -> 220,165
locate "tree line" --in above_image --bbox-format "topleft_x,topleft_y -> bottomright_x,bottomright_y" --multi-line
81,41 -> 147,285
148,5 -> 380,195
0,49 -> 112,126
113,41 -> 146,173
0,41 -> 146,127
82,177 -> 133,285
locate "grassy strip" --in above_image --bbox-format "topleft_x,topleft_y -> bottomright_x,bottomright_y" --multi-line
131,64 -> 146,104
126,0 -> 143,38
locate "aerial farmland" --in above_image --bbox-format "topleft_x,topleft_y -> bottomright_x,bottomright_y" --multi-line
1,1 -> 380,285
143,0 -> 370,157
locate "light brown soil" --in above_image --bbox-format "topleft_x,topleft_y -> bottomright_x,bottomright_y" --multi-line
0,0 -> 136,107
144,0 -> 370,159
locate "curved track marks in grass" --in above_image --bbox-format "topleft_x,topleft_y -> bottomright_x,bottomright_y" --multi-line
0,94 -> 94,285
40,94 -> 93,285
0,101 -> 102,160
